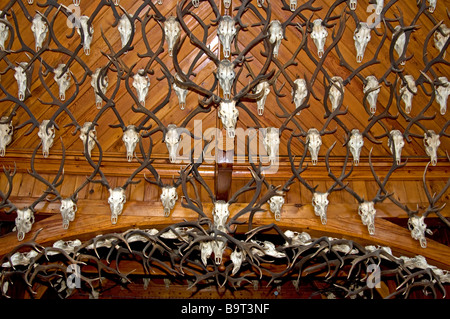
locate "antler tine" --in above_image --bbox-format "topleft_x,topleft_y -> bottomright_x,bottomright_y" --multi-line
0,163 -> 17,214
84,131 -> 110,189
325,141 -> 353,194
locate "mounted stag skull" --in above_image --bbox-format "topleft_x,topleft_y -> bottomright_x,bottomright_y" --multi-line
328,76 -> 344,111
358,201 -> 376,235
349,0 -> 357,10
218,99 -> 239,138
388,129 -> 404,165
60,198 -> 77,230
348,129 -> 364,165
164,16 -> 181,57
306,128 -> 322,165
268,195 -> 284,221
14,208 -> 34,241
160,186 -> 178,217
53,64 -> 71,101
230,248 -> 244,275
312,192 -> 329,225
212,200 -> 230,233
79,122 -> 97,157
408,215 -> 433,248
31,13 -> 48,51
164,124 -> 181,163
393,26 -> 406,65
268,20 -> 283,58
353,22 -> 371,63
423,130 -> 440,166
14,62 -> 30,101
0,12 -> 9,50
216,59 -> 235,100
217,15 -> 236,59
292,78 -> 307,115
435,77 -> 449,114
254,81 -> 270,116
289,0 -> 297,11
122,125 -> 139,162
0,117 -> 13,157
427,0 -> 437,13
37,120 -> 55,158
172,74 -> 188,110
262,127 -> 280,165
132,69 -> 150,107
118,14 -> 133,51
363,75 -> 380,114
310,19 -> 328,58
433,24 -> 449,57
399,75 -> 417,114
76,16 -> 94,55
91,68 -> 109,109
108,187 -> 126,225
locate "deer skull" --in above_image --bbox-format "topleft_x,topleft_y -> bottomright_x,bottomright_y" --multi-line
172,74 -> 188,110
306,128 -> 322,165
254,81 -> 270,115
60,198 -> 77,230
192,0 -> 200,8
311,19 -> 328,58
312,192 -> 329,225
218,99 -> 239,138
262,127 -> 279,165
329,76 -> 344,111
427,0 -> 437,13
200,241 -> 213,266
76,16 -> 93,55
423,130 -> 440,166
218,15 -> 236,58
0,117 -> 13,157
38,120 -> 55,158
132,69 -> 150,107
160,186 -> 178,217
268,195 -> 284,221
31,13 -> 48,51
122,125 -> 139,162
0,12 -> 9,50
349,0 -> 357,10
14,208 -> 34,241
79,122 -> 97,157
348,129 -> 364,165
118,14 -> 133,50
164,124 -> 181,163
212,240 -> 226,264
213,200 -> 229,233
289,0 -> 297,11
393,26 -> 406,65
292,78 -> 307,115
353,22 -> 371,63
388,129 -> 404,165
223,0 -> 231,9
433,24 -> 449,57
408,215 -> 433,248
230,248 -> 244,275
363,75 -> 380,114
164,16 -> 181,57
14,62 -> 29,101
91,68 -> 109,109
268,20 -> 283,58
399,75 -> 417,114
216,59 -> 235,100
53,64 -> 71,101
108,187 -> 126,225
436,77 -> 449,114
358,201 -> 376,235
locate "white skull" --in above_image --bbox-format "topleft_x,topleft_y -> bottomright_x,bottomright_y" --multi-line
14,208 -> 34,241
283,230 -> 312,246
31,13 -> 48,51
160,186 -> 178,217
122,125 -> 139,162
14,62 -> 29,101
423,130 -> 440,166
212,240 -> 226,264
290,0 -> 297,11
118,14 -> 133,50
408,215 -> 432,248
213,200 -> 229,233
254,81 -> 270,115
132,69 -> 150,107
363,75 -> 380,114
310,19 -> 328,58
164,124 -> 181,163
37,120 -> 55,158
53,64 -> 71,101
427,0 -> 437,13
164,16 -> 181,57
375,0 -> 384,14
393,26 -> 406,65
172,74 -> 188,110
268,20 -> 283,58
108,187 -> 126,225
435,76 -> 449,114
349,0 -> 357,10
192,0 -> 200,8
268,195 -> 284,221
434,24 -> 449,57
79,122 -> 97,157
262,127 -> 280,164
358,201 -> 376,235
216,59 -> 235,100
353,22 -> 371,63
251,240 -> 286,258
60,198 -> 77,229
200,241 -> 213,266
292,78 -> 308,115
223,0 -> 231,9
0,117 -> 13,157
348,129 -> 364,165
230,248 -> 244,275
0,12 -> 9,50
218,99 -> 239,138
218,15 -> 236,58
399,75 -> 417,114
306,128 -> 322,165
329,76 -> 344,111
388,129 -> 404,165
312,192 -> 329,225
91,68 -> 109,109
76,16 -> 94,55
